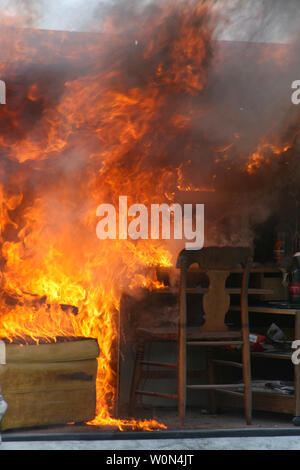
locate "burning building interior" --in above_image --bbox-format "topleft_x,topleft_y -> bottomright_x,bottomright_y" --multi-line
0,0 -> 300,435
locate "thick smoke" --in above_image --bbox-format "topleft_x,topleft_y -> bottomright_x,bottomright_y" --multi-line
0,0 -> 41,26
0,0 -> 299,258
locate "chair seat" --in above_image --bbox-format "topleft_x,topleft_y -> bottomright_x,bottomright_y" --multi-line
136,325 -> 242,342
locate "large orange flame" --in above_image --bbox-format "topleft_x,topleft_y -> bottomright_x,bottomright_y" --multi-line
0,1 -> 216,430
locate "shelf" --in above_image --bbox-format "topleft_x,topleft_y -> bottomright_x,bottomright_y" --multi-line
218,380 -> 296,415
231,305 -> 300,315
220,380 -> 295,396
157,265 -> 282,275
155,287 -> 274,295
251,351 -> 292,360
253,390 -> 295,398
215,348 -> 293,360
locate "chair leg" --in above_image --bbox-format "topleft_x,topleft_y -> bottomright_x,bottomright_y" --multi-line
178,365 -> 186,425
129,342 -> 145,416
207,348 -> 217,414
178,333 -> 186,425
242,341 -> 252,425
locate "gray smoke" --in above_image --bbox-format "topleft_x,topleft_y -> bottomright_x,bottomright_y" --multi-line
1,0 -> 300,44
216,0 -> 300,43
0,0 -> 299,253
0,0 -> 41,26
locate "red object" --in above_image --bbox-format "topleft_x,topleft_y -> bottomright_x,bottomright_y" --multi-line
220,333 -> 267,352
249,333 -> 267,352
289,254 -> 300,303
289,282 -> 300,295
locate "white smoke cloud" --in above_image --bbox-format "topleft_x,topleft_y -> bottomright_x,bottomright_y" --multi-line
0,0 -> 299,43
215,0 -> 300,44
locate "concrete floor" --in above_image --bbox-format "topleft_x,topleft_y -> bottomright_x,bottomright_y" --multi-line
1,407 -> 300,450
2,435 -> 300,450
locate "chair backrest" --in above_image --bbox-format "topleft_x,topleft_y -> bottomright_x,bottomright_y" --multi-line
176,247 -> 253,332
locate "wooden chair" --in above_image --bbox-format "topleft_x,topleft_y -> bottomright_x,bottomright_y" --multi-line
129,246 -> 253,424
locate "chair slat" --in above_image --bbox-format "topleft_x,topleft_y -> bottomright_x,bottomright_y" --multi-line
135,390 -> 178,400
211,359 -> 243,368
140,361 -> 177,369
187,384 -> 245,390
186,340 -> 244,346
